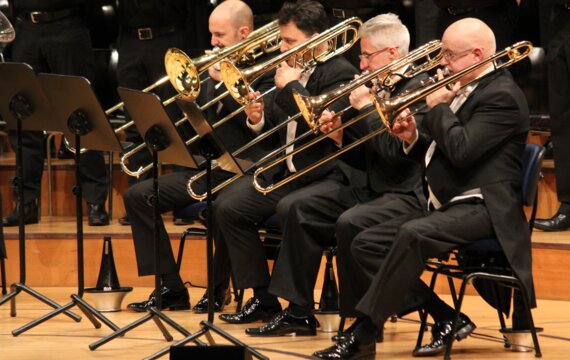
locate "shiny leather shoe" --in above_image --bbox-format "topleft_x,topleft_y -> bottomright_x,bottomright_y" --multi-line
534,211 -> 570,232
118,215 -> 130,226
313,333 -> 376,359
412,315 -> 476,357
245,309 -> 318,336
333,328 -> 383,343
192,288 -> 231,313
219,296 -> 281,324
127,286 -> 190,312
2,201 -> 39,227
88,203 -> 109,226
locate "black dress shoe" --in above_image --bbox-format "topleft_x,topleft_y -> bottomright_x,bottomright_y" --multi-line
219,296 -> 281,324
118,215 -> 130,226
313,333 -> 376,359
2,201 -> 39,227
412,315 -> 476,357
534,211 -> 570,232
127,286 -> 190,312
192,288 -> 231,313
245,309 -> 318,336
88,203 -> 109,226
333,327 -> 383,343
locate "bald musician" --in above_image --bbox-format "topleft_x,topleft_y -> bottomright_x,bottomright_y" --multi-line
124,0 -> 273,313
313,18 -> 533,359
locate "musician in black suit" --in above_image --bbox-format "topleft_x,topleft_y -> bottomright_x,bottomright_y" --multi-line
313,18 -> 533,359
213,0 -> 358,327
124,0 -> 272,313
113,0 -> 189,225
534,1 -> 570,231
2,0 -> 109,227
244,13 -> 431,338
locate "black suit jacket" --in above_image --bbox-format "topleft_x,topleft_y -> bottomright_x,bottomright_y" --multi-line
194,69 -> 275,164
263,56 -> 358,184
409,69 -> 534,305
341,73 -> 428,205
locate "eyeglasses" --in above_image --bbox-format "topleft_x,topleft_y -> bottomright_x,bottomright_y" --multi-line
358,47 -> 398,61
442,48 -> 474,61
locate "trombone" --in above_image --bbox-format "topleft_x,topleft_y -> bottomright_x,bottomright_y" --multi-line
220,17 -> 363,106
114,19 -> 281,134
252,41 -> 534,194
293,40 -> 442,126
185,17 -> 363,200
119,21 -> 282,177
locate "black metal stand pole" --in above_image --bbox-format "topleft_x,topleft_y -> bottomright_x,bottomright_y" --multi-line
89,134 -> 196,351
144,156 -> 268,360
0,102 -> 80,323
12,124 -> 120,336
1,192 -> 6,296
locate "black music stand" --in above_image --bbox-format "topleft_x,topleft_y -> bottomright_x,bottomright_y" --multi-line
144,99 -> 266,360
89,88 -> 203,351
0,63 -> 81,322
11,74 -> 123,336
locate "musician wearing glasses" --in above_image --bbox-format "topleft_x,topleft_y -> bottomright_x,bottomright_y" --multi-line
244,13 -> 433,338
313,18 -> 533,359
124,0 -> 274,313
213,0 -> 359,326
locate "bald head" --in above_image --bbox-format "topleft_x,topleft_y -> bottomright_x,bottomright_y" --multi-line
443,18 -> 496,57
211,0 -> 254,30
209,0 -> 253,48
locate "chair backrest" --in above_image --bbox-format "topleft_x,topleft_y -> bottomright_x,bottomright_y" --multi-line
520,143 -> 545,207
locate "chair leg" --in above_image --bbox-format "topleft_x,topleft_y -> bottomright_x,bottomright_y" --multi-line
516,284 -> 542,357
445,275 -> 471,360
415,308 -> 430,351
337,316 -> 346,335
176,229 -> 190,272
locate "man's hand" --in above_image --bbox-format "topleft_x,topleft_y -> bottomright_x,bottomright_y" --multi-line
208,63 -> 222,82
349,74 -> 373,110
426,68 -> 460,109
318,109 -> 342,145
391,108 -> 417,145
275,60 -> 302,89
244,91 -> 264,124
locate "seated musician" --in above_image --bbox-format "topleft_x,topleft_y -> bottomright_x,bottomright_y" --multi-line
312,18 -> 534,359
244,13 -> 433,338
213,0 -> 359,325
124,0 -> 273,313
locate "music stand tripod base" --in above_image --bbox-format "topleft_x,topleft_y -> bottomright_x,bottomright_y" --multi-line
89,88 -> 202,351
10,74 -> 124,336
0,63 -> 80,323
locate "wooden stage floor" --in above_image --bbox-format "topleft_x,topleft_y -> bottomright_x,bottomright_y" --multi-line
1,287 -> 569,360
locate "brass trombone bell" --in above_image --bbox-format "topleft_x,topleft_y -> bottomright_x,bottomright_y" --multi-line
221,17 -> 363,106
252,41 -> 534,195
293,39 -> 443,128
374,41 -> 534,133
0,10 -> 15,44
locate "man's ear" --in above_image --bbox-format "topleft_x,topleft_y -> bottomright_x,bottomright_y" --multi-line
239,26 -> 251,39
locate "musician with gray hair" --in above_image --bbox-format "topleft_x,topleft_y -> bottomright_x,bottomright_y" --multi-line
313,18 -> 533,359
244,12 -> 433,339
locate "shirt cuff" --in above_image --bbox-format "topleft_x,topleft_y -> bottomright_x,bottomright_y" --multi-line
247,113 -> 265,134
403,129 -> 419,155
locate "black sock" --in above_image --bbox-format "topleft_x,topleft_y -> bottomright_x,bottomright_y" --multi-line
253,287 -> 281,309
288,303 -> 312,318
424,294 -> 456,322
161,273 -> 185,292
560,202 -> 570,215
353,317 -> 378,344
